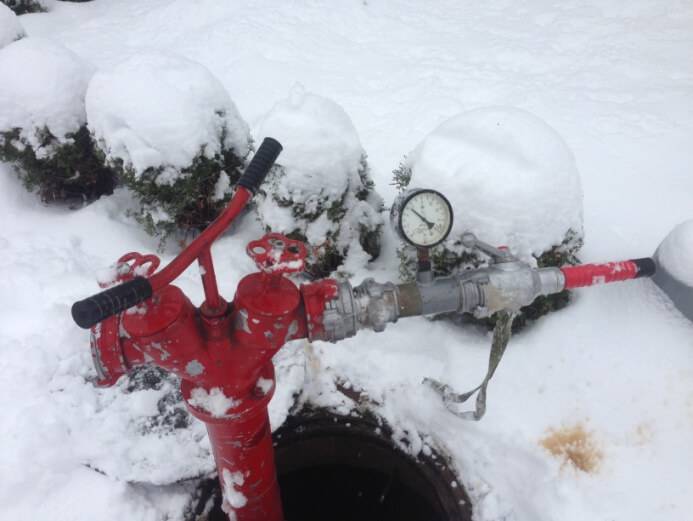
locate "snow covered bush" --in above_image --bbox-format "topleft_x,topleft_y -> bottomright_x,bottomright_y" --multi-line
656,219 -> 693,286
86,51 -> 251,242
0,3 -> 24,47
254,86 -> 383,277
1,0 -> 46,15
0,38 -> 117,203
394,106 -> 584,328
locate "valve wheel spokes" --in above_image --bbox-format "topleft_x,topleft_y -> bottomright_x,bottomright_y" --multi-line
246,233 -> 307,275
98,252 -> 162,288
118,252 -> 161,277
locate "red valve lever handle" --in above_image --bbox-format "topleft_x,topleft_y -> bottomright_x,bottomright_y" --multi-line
150,137 -> 283,291
561,257 -> 655,289
71,138 -> 283,329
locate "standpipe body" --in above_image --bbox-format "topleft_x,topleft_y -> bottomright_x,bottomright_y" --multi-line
83,137 -> 298,521
91,270 -> 324,521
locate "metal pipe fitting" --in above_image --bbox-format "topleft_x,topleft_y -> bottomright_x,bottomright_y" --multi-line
480,263 -> 565,316
311,264 -> 567,343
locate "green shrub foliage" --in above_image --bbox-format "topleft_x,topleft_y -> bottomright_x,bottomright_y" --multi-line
0,37 -> 108,204
254,89 -> 384,278
1,0 -> 45,14
114,142 -> 247,243
257,155 -> 383,278
2,0 -> 93,12
1,125 -> 116,203
85,51 -> 252,246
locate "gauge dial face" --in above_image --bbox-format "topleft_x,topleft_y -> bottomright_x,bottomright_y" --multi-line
398,190 -> 453,247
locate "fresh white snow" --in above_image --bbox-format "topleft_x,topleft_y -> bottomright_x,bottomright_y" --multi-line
86,50 -> 250,176
0,37 -> 93,150
254,84 -> 382,257
0,3 -> 24,49
255,377 -> 274,396
255,84 -> 362,205
656,219 -> 693,286
2,2 -> 693,521
404,106 -> 583,260
221,468 -> 247,514
189,386 -> 240,418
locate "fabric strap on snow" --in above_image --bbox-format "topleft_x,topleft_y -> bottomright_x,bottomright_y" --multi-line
423,311 -> 515,421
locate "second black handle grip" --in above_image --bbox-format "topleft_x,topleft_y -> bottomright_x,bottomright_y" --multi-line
71,277 -> 153,329
237,137 -> 283,193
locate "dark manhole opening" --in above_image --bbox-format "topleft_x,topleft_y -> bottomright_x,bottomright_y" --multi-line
189,408 -> 472,521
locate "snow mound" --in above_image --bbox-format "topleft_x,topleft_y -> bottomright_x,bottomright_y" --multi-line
86,50 -> 250,177
0,4 -> 24,48
656,220 -> 693,286
255,85 -> 362,204
403,106 -> 583,260
254,85 -> 383,274
0,37 -> 93,150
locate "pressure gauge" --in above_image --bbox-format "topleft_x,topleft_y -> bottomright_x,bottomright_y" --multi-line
391,188 -> 453,248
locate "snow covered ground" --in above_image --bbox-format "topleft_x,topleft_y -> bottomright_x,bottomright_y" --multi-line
2,1 -> 693,520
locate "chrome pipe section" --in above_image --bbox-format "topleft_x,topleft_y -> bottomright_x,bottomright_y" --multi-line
313,264 -> 566,343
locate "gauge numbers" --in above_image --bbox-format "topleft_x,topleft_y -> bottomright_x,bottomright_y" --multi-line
398,189 -> 453,248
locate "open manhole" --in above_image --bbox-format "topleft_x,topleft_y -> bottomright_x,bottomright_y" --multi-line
187,408 -> 472,521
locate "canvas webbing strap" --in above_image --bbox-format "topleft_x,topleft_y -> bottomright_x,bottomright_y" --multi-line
424,311 -> 515,421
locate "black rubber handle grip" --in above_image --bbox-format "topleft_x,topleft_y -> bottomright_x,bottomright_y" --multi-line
71,277 -> 153,329
633,257 -> 656,278
237,137 -> 283,193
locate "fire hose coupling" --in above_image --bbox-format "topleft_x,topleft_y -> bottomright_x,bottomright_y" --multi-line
352,279 -> 400,332
302,278 -> 398,342
470,263 -> 566,317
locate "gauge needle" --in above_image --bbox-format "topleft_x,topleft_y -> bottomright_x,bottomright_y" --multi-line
411,209 -> 434,230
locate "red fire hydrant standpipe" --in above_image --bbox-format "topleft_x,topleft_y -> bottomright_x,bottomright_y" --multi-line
72,138 -> 665,521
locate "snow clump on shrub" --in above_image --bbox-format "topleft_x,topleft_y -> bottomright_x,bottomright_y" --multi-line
393,106 -> 583,328
254,86 -> 383,277
655,219 -> 693,286
0,37 -> 116,202
0,3 -> 24,47
86,51 -> 251,242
